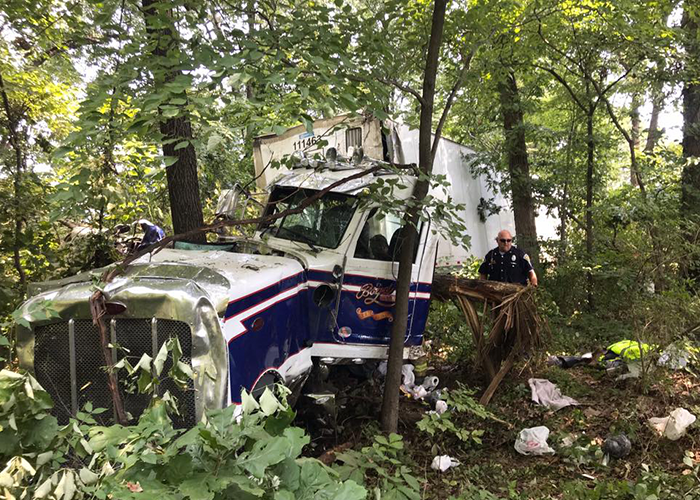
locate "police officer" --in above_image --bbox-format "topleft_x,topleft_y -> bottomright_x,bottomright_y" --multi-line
478,230 -> 538,286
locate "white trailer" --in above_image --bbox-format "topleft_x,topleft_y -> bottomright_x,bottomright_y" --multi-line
253,114 -> 515,266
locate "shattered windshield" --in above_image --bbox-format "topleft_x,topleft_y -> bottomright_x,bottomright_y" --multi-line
261,186 -> 357,249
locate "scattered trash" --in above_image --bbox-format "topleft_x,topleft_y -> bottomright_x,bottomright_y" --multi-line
431,455 -> 460,472
434,400 -> 448,415
648,408 -> 697,440
379,362 -> 441,402
422,375 -> 440,391
409,385 -> 428,400
560,434 -> 576,448
602,433 -> 631,465
528,378 -> 579,411
514,426 -> 555,456
547,353 -> 593,369
401,364 -> 416,388
615,362 -> 641,381
658,342 -> 698,370
426,389 -> 443,407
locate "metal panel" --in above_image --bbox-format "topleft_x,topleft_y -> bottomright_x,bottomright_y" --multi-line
34,322 -> 73,424
68,319 -> 77,415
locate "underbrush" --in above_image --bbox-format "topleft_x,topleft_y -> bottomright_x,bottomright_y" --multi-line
0,370 -> 367,500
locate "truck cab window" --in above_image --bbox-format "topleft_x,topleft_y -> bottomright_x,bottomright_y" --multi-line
261,186 -> 356,249
354,209 -> 421,262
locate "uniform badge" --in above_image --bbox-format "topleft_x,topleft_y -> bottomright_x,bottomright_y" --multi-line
523,254 -> 531,262
511,255 -> 516,261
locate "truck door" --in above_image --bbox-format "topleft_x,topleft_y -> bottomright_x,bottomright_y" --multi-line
333,208 -> 435,346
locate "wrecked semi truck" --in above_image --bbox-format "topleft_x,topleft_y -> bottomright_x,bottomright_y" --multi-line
15,152 -> 438,426
15,117 -> 514,426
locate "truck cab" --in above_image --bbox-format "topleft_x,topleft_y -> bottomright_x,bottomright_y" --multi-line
15,152 -> 437,426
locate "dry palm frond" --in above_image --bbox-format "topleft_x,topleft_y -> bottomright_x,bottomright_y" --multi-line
432,271 -> 549,405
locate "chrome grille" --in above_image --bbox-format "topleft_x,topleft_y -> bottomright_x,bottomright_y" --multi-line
34,318 -> 195,428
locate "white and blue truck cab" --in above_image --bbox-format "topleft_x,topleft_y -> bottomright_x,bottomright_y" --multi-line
15,152 -> 437,426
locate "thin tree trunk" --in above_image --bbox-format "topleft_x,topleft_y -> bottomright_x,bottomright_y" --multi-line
630,93 -> 641,186
644,92 -> 663,153
498,72 -> 539,267
0,72 -> 27,287
682,8 -> 700,281
586,101 -> 595,311
381,0 -> 447,434
246,0 -> 255,101
558,109 -> 577,265
142,0 -> 205,242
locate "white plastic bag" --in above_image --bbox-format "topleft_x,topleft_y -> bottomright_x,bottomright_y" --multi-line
514,426 -> 555,455
401,364 -> 415,388
430,455 -> 460,472
648,408 -> 696,440
435,400 -> 448,415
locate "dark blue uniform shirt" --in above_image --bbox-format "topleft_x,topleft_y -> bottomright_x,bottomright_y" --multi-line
478,246 -> 533,285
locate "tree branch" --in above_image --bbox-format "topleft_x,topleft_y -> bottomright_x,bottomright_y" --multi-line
431,54 -> 472,162
534,64 -> 587,111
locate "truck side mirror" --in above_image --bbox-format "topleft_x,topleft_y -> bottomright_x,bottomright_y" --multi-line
313,284 -> 338,308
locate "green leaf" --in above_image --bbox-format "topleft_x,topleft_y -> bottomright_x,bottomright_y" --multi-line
179,473 -> 215,500
259,388 -> 281,416
154,341 -> 169,377
272,125 -> 288,136
52,146 -> 73,159
163,454 -> 193,483
174,140 -> 190,151
242,436 -> 291,478
275,491 -> 295,500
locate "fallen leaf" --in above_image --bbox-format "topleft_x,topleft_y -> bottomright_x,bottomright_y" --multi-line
583,408 -> 601,419
126,481 -> 143,493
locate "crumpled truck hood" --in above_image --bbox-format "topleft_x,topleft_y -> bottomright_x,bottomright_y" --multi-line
26,248 -> 305,316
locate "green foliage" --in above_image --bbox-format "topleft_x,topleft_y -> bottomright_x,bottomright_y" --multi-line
0,382 -> 367,500
425,300 -> 475,363
416,384 -> 502,446
334,433 -> 422,500
0,370 -> 59,458
561,460 -> 700,500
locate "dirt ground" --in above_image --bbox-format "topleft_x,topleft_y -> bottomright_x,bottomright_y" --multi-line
297,357 -> 700,499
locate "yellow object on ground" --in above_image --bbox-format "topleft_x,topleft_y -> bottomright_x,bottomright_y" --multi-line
601,340 -> 653,363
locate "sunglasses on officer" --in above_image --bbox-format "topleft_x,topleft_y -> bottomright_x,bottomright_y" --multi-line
499,238 -> 512,243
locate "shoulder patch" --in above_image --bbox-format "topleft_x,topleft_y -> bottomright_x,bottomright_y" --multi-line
523,254 -> 531,262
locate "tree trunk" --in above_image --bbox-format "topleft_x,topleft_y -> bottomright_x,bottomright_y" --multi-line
644,92 -> 663,153
498,72 -> 539,267
682,8 -> 700,281
246,0 -> 256,101
142,0 -> 205,242
380,0 -> 446,434
585,100 -> 595,311
630,93 -> 641,186
0,72 -> 27,287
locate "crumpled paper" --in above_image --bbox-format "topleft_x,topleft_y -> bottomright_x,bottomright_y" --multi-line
431,455 -> 460,472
